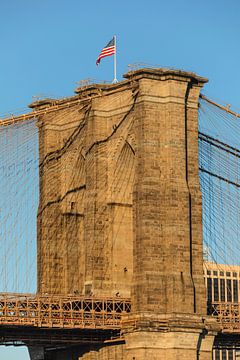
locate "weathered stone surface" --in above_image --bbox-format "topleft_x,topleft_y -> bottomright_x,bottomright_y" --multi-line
36,81 -> 136,296
36,68 -> 218,359
78,345 -> 126,360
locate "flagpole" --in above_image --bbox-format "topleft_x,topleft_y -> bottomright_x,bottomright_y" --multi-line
113,35 -> 118,83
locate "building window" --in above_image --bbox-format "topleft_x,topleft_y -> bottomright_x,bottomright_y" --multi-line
220,279 -> 225,302
214,278 -> 219,301
228,349 -> 233,360
207,278 -> 212,304
222,349 -> 226,360
233,280 -> 238,302
214,349 -> 220,360
227,279 -> 232,302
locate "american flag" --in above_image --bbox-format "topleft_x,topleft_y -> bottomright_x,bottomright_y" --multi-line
96,37 -> 115,65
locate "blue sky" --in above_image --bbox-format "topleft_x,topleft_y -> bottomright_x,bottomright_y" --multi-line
0,0 -> 239,358
0,0 -> 240,118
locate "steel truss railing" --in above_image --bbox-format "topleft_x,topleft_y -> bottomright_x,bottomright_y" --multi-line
0,293 -> 131,329
209,302 -> 240,333
2,294 -> 240,333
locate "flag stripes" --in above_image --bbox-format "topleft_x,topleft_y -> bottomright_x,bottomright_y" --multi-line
96,38 -> 115,65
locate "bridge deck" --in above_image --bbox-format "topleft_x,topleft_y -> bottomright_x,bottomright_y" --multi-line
0,293 -> 131,330
0,294 -> 239,334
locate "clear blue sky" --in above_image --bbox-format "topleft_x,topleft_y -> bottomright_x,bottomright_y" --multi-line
0,0 -> 240,118
0,0 -> 239,358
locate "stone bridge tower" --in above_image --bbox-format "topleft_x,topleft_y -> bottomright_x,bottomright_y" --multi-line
33,68 -> 218,359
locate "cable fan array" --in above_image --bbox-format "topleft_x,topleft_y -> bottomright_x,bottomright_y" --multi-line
0,119 -> 38,293
199,98 -> 240,267
0,93 -> 239,295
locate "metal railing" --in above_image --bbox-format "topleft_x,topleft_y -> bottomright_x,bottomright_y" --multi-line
209,302 -> 240,333
2,294 -> 240,333
0,293 -> 131,329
